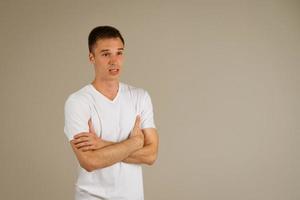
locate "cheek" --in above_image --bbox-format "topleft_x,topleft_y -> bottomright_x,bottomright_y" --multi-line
94,60 -> 108,71
96,58 -> 108,65
118,57 -> 124,64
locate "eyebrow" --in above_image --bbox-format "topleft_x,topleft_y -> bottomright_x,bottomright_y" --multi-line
100,48 -> 124,53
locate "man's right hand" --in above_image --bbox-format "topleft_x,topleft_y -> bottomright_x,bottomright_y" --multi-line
72,119 -> 110,152
129,115 -> 144,148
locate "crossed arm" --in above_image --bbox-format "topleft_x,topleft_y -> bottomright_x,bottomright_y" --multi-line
70,116 -> 159,172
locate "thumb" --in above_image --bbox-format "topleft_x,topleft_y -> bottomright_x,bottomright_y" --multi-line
88,119 -> 96,134
134,115 -> 141,129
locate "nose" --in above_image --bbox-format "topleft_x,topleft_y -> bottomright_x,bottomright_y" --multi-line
109,55 -> 118,65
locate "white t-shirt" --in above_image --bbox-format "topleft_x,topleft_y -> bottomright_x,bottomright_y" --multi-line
64,82 -> 156,200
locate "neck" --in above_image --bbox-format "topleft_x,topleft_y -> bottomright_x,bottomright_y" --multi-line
91,79 -> 119,100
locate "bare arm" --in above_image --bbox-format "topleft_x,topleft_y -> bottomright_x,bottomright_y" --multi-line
72,117 -> 158,167
70,135 -> 143,172
70,117 -> 144,172
73,130 -> 158,166
72,119 -> 115,151
123,128 -> 158,165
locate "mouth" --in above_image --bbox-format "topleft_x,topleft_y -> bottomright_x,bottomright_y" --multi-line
108,68 -> 120,75
109,69 -> 119,72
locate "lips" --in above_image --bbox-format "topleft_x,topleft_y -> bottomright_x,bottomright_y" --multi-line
109,69 -> 119,72
108,68 -> 120,75
108,69 -> 120,73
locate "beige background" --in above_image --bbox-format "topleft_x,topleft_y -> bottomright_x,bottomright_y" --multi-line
0,0 -> 299,199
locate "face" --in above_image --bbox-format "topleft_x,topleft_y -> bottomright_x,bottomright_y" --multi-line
89,37 -> 124,82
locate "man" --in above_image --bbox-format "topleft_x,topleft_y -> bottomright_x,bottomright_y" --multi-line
64,26 -> 159,200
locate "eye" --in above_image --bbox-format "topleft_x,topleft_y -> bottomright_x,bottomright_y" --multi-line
117,51 -> 123,56
102,53 -> 110,57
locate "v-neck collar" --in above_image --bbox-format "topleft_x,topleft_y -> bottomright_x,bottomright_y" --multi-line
89,82 -> 121,104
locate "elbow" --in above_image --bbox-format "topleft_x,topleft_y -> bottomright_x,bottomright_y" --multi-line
80,160 -> 96,172
84,164 -> 96,172
146,154 -> 157,166
79,157 -> 100,172
80,157 -> 108,172
83,166 -> 94,172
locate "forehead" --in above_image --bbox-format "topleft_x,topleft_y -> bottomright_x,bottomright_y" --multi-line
94,37 -> 124,51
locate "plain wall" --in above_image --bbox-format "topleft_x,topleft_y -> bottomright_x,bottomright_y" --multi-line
0,0 -> 299,199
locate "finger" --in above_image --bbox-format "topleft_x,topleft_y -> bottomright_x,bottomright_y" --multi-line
73,137 -> 90,145
134,115 -> 141,129
81,145 -> 97,152
75,142 -> 89,149
74,132 -> 94,140
74,132 -> 89,139
130,116 -> 141,137
76,141 -> 91,148
88,119 -> 96,134
88,145 -> 97,151
88,119 -> 92,132
82,146 -> 92,152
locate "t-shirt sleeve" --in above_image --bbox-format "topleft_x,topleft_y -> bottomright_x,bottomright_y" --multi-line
140,91 -> 156,129
64,95 -> 90,141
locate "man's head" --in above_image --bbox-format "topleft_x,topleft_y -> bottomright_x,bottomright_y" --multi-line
88,26 -> 125,82
88,26 -> 124,54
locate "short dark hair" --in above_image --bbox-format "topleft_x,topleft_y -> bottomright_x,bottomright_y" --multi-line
88,26 -> 125,53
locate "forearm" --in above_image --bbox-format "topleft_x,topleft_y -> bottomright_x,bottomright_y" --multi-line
92,137 -> 143,169
123,144 -> 157,165
93,140 -> 115,150
123,128 -> 158,165
73,136 -> 143,171
88,138 -> 156,165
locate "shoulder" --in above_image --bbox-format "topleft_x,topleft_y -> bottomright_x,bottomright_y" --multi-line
120,82 -> 149,98
65,85 -> 93,107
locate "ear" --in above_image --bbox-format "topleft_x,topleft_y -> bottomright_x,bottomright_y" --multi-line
89,52 -> 95,64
